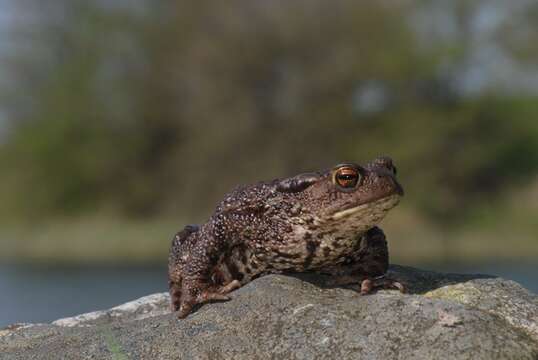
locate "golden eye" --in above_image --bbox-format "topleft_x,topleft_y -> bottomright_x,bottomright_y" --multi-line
334,166 -> 360,189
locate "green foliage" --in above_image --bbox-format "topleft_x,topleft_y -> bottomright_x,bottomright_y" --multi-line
0,0 -> 537,227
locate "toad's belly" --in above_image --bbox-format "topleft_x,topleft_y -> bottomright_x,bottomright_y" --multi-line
209,226 -> 368,284
213,229 -> 370,286
261,227 -> 369,271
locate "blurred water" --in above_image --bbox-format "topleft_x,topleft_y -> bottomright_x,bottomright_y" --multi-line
0,264 -> 167,327
0,262 -> 536,328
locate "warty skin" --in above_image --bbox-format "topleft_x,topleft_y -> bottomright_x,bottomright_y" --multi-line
169,156 -> 404,318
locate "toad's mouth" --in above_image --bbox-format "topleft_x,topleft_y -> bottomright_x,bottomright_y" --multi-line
330,194 -> 401,221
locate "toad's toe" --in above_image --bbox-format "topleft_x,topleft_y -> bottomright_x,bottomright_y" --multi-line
360,275 -> 406,295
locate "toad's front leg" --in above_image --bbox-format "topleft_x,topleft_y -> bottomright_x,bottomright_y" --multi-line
321,227 -> 406,294
168,225 -> 242,318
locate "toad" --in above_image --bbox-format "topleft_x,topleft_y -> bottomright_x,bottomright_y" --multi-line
169,156 -> 404,318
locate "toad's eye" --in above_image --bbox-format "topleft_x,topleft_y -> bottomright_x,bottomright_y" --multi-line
334,167 -> 360,189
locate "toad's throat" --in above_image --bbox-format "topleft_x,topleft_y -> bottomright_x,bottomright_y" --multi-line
330,195 -> 401,221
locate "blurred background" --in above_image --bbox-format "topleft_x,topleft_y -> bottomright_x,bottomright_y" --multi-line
0,0 -> 537,326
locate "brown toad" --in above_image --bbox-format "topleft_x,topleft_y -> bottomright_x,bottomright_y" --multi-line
169,156 -> 404,318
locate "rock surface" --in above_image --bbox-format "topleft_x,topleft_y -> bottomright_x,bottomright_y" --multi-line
1,265 -> 537,359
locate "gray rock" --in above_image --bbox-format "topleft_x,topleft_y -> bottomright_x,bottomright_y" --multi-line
1,265 -> 537,359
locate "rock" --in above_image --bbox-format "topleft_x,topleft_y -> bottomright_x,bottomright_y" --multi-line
1,265 -> 537,359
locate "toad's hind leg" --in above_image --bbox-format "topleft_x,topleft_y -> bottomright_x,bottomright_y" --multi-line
176,278 -> 242,318
177,258 -> 243,318
168,225 -> 199,313
219,279 -> 242,294
168,224 -> 244,318
321,227 -> 405,293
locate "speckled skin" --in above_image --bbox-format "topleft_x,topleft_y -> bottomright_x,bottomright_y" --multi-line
169,156 -> 404,318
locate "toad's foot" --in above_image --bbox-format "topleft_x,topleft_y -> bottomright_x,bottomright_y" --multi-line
218,279 -> 241,294
360,275 -> 405,295
327,274 -> 405,294
176,279 -> 242,319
